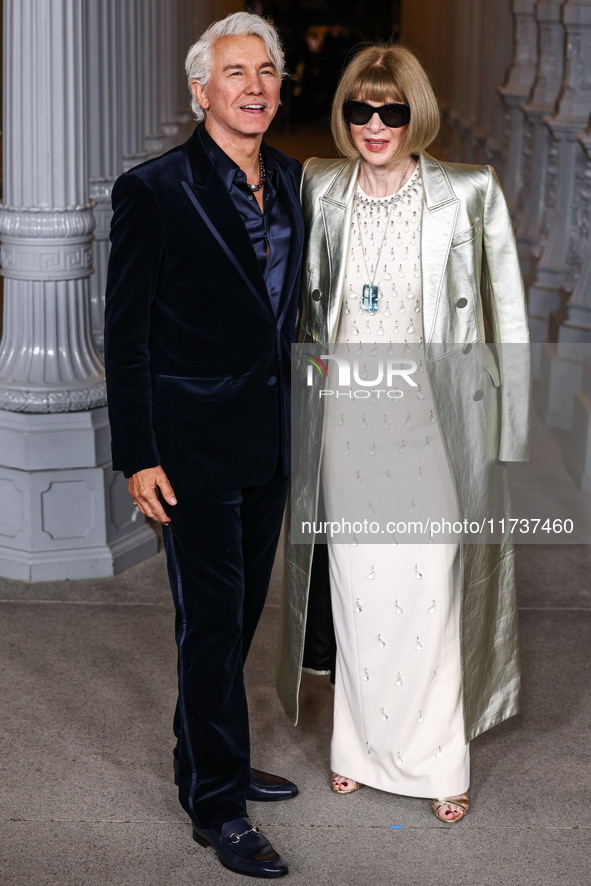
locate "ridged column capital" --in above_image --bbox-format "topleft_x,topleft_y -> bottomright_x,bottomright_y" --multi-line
0,0 -> 105,412
500,0 -> 539,101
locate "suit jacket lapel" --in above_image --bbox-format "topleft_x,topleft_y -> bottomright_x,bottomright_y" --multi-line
320,160 -> 359,343
182,129 -> 273,319
419,152 -> 459,348
273,154 -> 305,326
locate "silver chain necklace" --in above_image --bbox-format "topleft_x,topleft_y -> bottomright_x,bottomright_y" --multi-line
245,152 -> 266,192
354,158 -> 413,313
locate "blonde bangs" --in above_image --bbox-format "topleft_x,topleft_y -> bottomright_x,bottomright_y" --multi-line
351,67 -> 405,105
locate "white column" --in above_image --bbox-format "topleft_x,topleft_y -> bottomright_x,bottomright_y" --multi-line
528,0 -> 591,348
401,0 -> 455,158
0,0 -> 157,580
432,2 -> 457,160
486,0 -> 516,173
143,0 -> 174,157
554,128 -> 591,341
173,0 -> 195,136
568,353 -> 591,491
458,2 -> 483,161
439,0 -> 514,170
538,128 -> 591,432
120,0 -> 166,161
473,0 -> 499,163
515,0 -> 565,276
142,0 -> 161,155
0,0 -> 103,412
536,0 -> 591,430
121,0 -> 149,170
154,0 -> 184,149
498,0 -> 539,211
87,0 -> 122,351
448,3 -> 472,160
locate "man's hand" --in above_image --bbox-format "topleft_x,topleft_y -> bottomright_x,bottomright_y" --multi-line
128,466 -> 177,525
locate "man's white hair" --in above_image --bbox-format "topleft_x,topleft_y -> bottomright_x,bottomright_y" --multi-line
185,11 -> 285,122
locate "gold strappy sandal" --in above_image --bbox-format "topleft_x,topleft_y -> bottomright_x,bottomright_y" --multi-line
431,793 -> 470,823
331,772 -> 364,793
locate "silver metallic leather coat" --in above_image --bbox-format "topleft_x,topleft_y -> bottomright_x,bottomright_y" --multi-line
276,153 -> 531,742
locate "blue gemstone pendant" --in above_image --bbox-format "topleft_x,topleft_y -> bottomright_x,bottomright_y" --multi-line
362,283 -> 379,313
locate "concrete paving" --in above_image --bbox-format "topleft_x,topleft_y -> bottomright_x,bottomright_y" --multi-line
0,527 -> 589,886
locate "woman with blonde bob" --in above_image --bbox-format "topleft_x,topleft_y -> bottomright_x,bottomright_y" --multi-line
276,44 -> 530,823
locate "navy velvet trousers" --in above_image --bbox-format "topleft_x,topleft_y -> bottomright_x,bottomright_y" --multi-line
161,468 -> 288,828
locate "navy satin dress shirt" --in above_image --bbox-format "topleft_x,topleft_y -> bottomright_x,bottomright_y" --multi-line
199,124 -> 292,317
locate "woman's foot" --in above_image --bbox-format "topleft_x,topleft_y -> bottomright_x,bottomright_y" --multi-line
331,772 -> 363,793
431,793 -> 469,823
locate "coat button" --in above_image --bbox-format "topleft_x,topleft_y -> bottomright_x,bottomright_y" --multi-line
463,343 -> 472,354
311,289 -> 322,301
267,376 -> 277,386
473,389 -> 483,401
456,297 -> 468,308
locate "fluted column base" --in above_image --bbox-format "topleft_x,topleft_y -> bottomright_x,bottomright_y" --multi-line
0,201 -> 106,411
537,326 -> 591,430
497,90 -> 530,213
516,107 -> 554,274
0,408 -> 158,580
0,281 -> 106,412
568,354 -> 591,493
526,122 -> 583,370
89,178 -> 116,352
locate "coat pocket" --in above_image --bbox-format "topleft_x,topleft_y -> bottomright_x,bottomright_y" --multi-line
156,374 -> 233,400
452,217 -> 481,248
482,348 -> 501,387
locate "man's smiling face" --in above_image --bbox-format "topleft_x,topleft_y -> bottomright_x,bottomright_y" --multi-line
192,34 -> 281,143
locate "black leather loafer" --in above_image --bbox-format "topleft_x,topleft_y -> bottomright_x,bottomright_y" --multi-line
174,763 -> 298,802
192,815 -> 288,878
246,768 -> 298,802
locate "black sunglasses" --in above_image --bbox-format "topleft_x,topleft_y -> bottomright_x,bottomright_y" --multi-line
343,100 -> 411,128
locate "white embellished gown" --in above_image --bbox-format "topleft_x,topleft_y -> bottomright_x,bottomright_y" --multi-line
320,167 -> 470,798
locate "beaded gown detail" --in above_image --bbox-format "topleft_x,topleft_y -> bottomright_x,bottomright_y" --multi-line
320,167 -> 470,797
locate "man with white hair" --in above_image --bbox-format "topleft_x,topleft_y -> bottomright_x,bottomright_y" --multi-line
104,12 -> 303,878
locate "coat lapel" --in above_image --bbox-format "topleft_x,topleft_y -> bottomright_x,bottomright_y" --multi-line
182,129 -> 273,319
272,152 -> 305,326
318,154 -> 457,347
320,160 -> 359,342
419,152 -> 459,347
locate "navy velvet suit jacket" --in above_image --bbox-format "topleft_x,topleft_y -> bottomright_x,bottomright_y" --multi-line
104,127 -> 304,489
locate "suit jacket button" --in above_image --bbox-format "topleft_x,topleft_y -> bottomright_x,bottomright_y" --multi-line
311,289 -> 321,301
463,343 -> 472,354
473,389 -> 484,401
267,376 -> 277,386
456,297 -> 468,308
